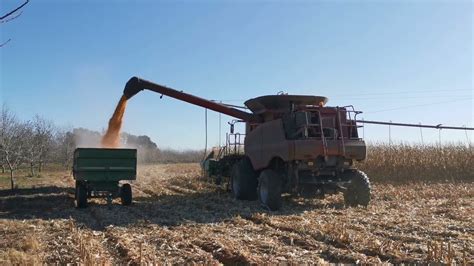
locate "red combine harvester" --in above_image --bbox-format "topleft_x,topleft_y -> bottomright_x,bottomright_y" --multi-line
123,77 -> 370,210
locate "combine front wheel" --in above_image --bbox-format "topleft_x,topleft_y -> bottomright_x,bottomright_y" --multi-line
258,169 -> 283,211
231,158 -> 258,200
343,170 -> 371,207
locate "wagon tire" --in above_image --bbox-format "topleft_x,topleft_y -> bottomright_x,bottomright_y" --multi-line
258,169 -> 283,211
75,182 -> 88,208
344,170 -> 371,207
231,158 -> 258,200
121,184 -> 132,206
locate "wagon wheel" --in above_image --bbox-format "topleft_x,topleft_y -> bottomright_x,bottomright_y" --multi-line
120,184 -> 132,206
75,181 -> 88,208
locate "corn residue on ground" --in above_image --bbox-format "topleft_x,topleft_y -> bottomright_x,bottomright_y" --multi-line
0,163 -> 473,264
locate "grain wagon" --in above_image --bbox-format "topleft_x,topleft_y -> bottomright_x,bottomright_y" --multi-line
73,148 -> 137,208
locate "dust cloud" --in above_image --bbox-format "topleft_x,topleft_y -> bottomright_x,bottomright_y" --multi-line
101,95 -> 128,148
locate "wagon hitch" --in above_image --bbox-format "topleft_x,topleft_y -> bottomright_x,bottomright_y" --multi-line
336,184 -> 348,192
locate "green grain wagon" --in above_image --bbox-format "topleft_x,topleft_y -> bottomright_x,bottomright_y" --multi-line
73,148 -> 137,208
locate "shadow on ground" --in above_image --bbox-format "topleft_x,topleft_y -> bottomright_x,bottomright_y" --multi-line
0,185 -> 344,230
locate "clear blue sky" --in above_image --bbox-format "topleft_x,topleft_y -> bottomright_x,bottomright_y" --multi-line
1,0 -> 472,149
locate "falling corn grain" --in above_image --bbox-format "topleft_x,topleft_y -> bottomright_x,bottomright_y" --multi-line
101,95 -> 128,148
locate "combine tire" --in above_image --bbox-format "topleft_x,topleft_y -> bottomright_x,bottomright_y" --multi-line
343,170 -> 371,207
121,184 -> 132,206
231,158 -> 258,200
75,182 -> 88,208
258,169 -> 282,211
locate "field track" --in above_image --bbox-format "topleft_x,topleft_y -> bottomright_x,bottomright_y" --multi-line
1,163 -> 472,264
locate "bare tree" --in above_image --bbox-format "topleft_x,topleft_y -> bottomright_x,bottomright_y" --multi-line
36,116 -> 55,172
24,115 -> 55,176
54,128 -> 76,169
0,105 -> 30,189
0,150 -> 5,173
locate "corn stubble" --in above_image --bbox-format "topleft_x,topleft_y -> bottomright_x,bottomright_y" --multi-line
0,145 -> 472,264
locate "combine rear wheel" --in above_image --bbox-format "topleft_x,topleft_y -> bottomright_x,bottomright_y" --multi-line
75,182 -> 88,208
231,158 -> 258,200
258,169 -> 283,211
120,183 -> 132,206
343,170 -> 371,207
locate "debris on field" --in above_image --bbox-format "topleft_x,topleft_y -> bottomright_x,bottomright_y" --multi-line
0,164 -> 473,264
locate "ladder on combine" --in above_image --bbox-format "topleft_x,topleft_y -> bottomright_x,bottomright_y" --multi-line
217,133 -> 245,159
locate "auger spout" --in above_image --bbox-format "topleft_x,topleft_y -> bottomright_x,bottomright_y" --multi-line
123,76 -> 257,122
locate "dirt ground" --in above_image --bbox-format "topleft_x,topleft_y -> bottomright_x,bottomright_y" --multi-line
0,163 -> 472,264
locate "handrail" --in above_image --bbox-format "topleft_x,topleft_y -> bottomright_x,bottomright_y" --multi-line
223,132 -> 245,157
315,110 -> 327,157
336,107 -> 346,157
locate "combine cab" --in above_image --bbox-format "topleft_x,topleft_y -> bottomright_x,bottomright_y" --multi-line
122,77 -> 371,210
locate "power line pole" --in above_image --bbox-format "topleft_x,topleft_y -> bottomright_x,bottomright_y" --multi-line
438,129 -> 442,146
419,122 -> 424,145
389,120 -> 392,145
204,108 -> 208,157
219,107 -> 222,147
362,117 -> 365,139
463,125 -> 470,146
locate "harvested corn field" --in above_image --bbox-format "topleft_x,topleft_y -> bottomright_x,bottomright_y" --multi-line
0,163 -> 473,264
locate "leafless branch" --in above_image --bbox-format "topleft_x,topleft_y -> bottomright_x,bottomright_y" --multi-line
0,0 -> 29,20
1,11 -> 23,23
0,39 -> 11,48
0,0 -> 29,48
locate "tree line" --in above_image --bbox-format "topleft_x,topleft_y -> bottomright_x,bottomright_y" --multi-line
0,105 -> 203,190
